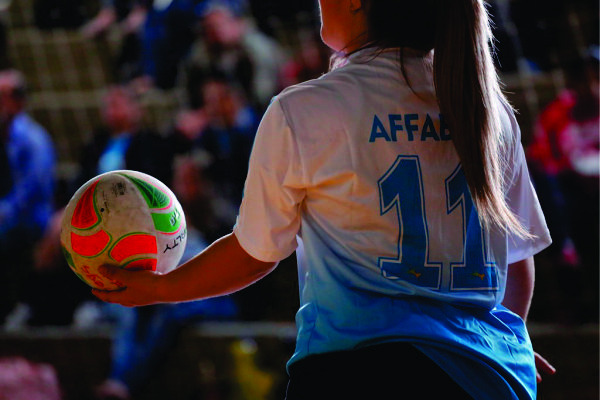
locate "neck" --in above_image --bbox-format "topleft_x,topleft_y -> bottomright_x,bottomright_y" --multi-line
341,26 -> 370,55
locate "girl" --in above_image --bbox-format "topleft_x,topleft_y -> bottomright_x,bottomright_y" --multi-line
94,0 -> 556,397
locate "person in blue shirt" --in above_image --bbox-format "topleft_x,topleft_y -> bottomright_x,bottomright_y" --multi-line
94,0 -> 557,398
73,85 -> 238,400
0,69 -> 56,323
182,71 -> 260,207
76,85 -> 174,187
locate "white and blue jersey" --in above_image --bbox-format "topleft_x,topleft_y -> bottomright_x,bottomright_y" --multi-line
234,48 -> 551,399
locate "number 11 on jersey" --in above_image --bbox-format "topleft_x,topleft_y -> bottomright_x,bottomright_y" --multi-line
378,156 -> 498,292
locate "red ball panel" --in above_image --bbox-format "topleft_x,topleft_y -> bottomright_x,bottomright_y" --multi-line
71,230 -> 111,257
71,179 -> 101,230
109,234 -> 158,263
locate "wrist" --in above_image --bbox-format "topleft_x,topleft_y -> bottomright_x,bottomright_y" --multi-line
152,271 -> 172,303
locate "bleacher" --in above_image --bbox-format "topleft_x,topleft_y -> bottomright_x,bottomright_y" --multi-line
5,0 -> 594,173
6,0 -> 184,180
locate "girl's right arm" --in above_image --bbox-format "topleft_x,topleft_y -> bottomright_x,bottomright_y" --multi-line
93,232 -> 277,307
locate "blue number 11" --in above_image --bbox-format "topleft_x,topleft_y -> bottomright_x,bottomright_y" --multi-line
378,156 -> 498,292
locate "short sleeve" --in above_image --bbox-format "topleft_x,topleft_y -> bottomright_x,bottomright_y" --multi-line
233,98 -> 306,262
504,113 -> 552,264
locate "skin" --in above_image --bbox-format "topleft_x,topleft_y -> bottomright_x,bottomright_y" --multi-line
93,233 -> 275,306
502,257 -> 557,382
93,0 -> 555,383
102,87 -> 142,135
318,0 -> 368,53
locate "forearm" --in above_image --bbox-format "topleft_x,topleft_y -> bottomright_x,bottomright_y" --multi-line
502,257 -> 535,320
158,232 -> 277,303
95,232 -> 278,306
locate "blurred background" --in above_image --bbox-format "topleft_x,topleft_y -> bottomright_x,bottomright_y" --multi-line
0,0 -> 597,399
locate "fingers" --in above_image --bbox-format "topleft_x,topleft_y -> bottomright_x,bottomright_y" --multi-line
98,264 -> 133,290
93,265 -> 130,304
534,352 -> 556,382
91,288 -> 133,306
535,352 -> 557,374
92,264 -> 163,307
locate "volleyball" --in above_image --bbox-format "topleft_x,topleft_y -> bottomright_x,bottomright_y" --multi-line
60,170 -> 187,291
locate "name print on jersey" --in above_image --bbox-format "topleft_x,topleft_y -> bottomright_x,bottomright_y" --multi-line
369,113 -> 451,142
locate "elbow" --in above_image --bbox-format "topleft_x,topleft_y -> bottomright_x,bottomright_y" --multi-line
246,254 -> 278,282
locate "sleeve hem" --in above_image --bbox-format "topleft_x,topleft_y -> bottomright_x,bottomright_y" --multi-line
233,225 -> 294,263
507,234 -> 552,265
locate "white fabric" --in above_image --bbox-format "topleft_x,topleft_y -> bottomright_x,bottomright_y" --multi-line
235,48 -> 550,307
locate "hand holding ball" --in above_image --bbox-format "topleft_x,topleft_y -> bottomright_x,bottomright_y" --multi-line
60,170 -> 186,290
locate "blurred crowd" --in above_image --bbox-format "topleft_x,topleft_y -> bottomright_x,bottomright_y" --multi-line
1,1 -> 330,398
2,0 -> 331,324
0,0 -> 597,399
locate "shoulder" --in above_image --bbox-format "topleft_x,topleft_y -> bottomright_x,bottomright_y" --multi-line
498,96 -> 521,151
497,97 -> 531,187
499,98 -> 518,131
274,69 -> 360,132
278,66 -> 359,102
13,113 -> 46,133
11,113 -> 52,146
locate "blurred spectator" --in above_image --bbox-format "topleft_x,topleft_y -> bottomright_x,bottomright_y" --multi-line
527,49 -> 599,322
14,85 -> 173,328
139,0 -> 198,90
83,0 -> 197,91
81,0 -> 143,38
81,1 -> 147,84
176,71 -> 259,206
186,1 -> 286,111
94,156 -> 238,400
23,203 -> 93,327
59,84 -> 238,400
170,154 -> 237,242
527,51 -> 599,258
0,69 -> 56,324
278,28 -> 330,89
246,0 -> 317,38
76,84 -> 174,187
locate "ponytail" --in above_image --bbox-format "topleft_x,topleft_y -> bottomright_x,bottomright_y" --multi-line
433,0 -> 530,238
359,0 -> 530,237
